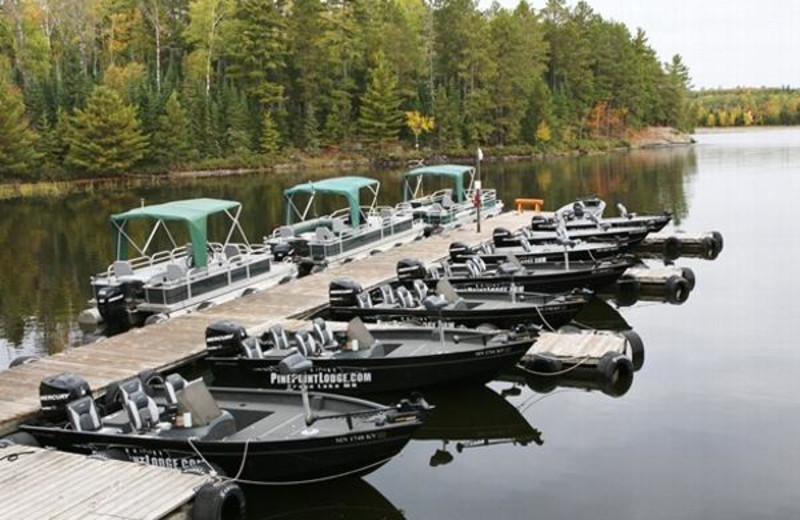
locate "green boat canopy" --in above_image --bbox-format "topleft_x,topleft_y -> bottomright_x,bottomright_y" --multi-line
403,164 -> 475,203
111,198 -> 242,268
283,176 -> 380,227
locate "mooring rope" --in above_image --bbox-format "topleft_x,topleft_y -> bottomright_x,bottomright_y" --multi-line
515,354 -> 593,377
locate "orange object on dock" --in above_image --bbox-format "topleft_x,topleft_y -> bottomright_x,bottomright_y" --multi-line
515,198 -> 545,212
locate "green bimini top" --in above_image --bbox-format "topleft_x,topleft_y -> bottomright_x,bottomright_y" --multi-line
403,164 -> 475,203
111,198 -> 241,268
283,176 -> 379,227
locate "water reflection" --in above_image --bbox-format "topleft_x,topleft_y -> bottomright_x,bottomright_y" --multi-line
244,477 -> 404,520
0,146 -> 696,366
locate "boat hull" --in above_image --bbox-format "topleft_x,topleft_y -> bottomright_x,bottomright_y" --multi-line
209,341 -> 532,395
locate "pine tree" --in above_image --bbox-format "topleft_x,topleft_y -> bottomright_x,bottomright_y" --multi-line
259,111 -> 280,156
65,86 -> 149,175
0,80 -> 40,178
358,52 -> 404,145
152,91 -> 193,167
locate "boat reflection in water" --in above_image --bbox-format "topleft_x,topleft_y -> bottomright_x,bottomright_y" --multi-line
411,384 -> 543,467
245,477 -> 404,520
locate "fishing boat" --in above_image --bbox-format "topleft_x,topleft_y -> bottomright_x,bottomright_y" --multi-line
516,221 -> 651,248
80,199 -> 297,330
205,318 -> 537,395
531,196 -> 672,233
268,177 -> 424,273
399,255 -> 635,294
322,277 -> 588,330
401,164 -> 503,229
19,370 -> 427,484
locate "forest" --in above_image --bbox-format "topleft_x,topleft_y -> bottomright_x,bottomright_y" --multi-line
693,88 -> 800,127
0,0 -> 693,180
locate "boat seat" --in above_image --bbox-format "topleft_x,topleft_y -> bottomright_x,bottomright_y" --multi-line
276,226 -> 295,238
66,396 -> 113,433
164,374 -> 188,405
332,218 -> 349,234
112,261 -> 134,278
413,279 -> 429,301
165,263 -> 186,282
269,325 -> 290,350
422,295 -> 448,311
294,329 -> 318,357
520,239 -> 533,253
224,244 -> 241,261
356,291 -> 373,309
117,377 -> 147,401
312,318 -> 338,350
440,192 -> 454,209
472,256 -> 487,272
379,285 -> 397,305
396,286 -> 416,308
316,227 -> 335,242
240,337 -> 263,359
125,390 -> 161,431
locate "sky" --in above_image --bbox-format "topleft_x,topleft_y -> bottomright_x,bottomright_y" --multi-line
487,0 -> 800,89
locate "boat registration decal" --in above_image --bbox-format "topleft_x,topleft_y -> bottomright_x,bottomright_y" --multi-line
474,346 -> 512,357
124,447 -> 204,471
334,431 -> 387,444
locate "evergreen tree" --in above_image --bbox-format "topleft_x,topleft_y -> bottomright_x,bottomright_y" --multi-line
152,91 -> 193,167
65,86 -> 148,175
259,111 -> 281,155
0,80 -> 40,178
358,52 -> 404,145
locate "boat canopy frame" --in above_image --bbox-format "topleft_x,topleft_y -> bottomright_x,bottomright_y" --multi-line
110,198 -> 250,268
283,176 -> 381,229
403,164 -> 476,204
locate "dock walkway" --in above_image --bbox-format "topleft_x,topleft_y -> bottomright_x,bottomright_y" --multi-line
0,444 -> 210,519
0,211 -> 534,436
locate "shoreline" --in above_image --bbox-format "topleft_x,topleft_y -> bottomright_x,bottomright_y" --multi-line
0,127 -> 694,201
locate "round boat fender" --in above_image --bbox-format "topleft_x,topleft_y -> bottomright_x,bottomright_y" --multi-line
679,267 -> 696,291
621,330 -> 645,371
144,313 -> 169,326
526,353 -> 563,374
662,236 -> 681,260
615,277 -> 640,307
702,236 -> 720,260
664,275 -> 691,304
9,355 -> 40,368
192,481 -> 246,520
596,352 -> 634,387
2,431 -> 39,447
711,231 -> 724,253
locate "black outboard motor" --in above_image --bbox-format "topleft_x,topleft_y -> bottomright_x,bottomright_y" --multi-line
205,320 -> 248,355
271,242 -> 293,262
530,214 -> 553,230
397,258 -> 427,282
39,372 -> 92,423
492,227 -> 515,248
449,242 -> 473,263
329,279 -> 364,307
95,285 -> 129,323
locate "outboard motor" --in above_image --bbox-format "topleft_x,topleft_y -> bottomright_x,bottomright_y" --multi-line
271,242 -> 293,262
449,242 -> 473,263
572,202 -> 585,219
530,214 -> 553,230
397,258 -> 427,282
205,320 -> 248,355
329,279 -> 364,307
95,285 -> 129,323
40,372 -> 92,422
492,227 -> 515,248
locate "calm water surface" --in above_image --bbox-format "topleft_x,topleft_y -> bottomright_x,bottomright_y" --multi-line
1,128 -> 799,519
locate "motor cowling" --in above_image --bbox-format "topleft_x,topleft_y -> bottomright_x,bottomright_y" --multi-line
95,285 -> 128,321
329,279 -> 364,307
271,242 -> 293,262
492,227 -> 515,248
397,258 -> 427,282
530,214 -> 553,230
39,373 -> 92,423
205,321 -> 248,355
449,242 -> 473,263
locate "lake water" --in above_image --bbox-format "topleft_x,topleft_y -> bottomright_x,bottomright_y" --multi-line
1,128 -> 799,519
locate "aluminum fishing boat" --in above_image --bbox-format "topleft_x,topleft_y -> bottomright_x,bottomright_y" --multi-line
532,196 -> 672,233
322,277 -> 588,330
401,164 -> 503,229
268,177 -> 423,273
19,370 -> 427,484
80,199 -> 296,329
205,318 -> 537,395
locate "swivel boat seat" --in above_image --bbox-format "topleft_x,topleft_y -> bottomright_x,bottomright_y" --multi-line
239,337 -> 264,359
164,374 -> 188,406
268,325 -> 290,350
293,330 -> 319,357
312,318 -> 339,350
124,391 -> 161,432
396,286 -> 416,308
66,397 -> 116,433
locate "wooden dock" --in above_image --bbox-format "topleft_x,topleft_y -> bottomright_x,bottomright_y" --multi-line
0,444 -> 210,519
523,330 -> 630,365
0,211 -> 534,436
